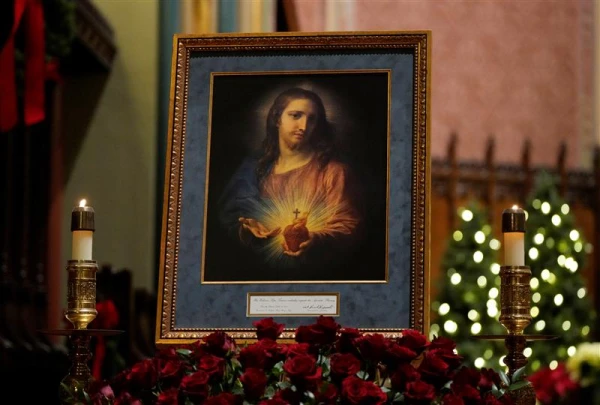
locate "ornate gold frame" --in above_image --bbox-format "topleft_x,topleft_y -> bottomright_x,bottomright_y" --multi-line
156,31 -> 431,345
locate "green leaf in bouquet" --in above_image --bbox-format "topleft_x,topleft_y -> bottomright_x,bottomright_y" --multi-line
499,370 -> 510,387
271,360 -> 284,378
230,357 -> 243,370
511,366 -> 527,383
231,381 -> 244,396
265,385 -> 276,398
277,380 -> 292,390
177,348 -> 192,357
508,380 -> 531,391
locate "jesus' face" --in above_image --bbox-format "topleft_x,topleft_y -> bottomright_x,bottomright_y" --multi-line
277,98 -> 317,151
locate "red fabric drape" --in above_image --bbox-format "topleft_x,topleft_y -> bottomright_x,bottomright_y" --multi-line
0,0 -> 45,132
91,300 -> 120,380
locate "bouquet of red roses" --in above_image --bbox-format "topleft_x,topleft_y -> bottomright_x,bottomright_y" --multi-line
82,316 -> 516,405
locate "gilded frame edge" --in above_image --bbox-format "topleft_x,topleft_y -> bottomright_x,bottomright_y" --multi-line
155,30 -> 432,346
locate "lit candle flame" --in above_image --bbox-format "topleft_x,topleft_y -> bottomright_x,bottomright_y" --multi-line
512,204 -> 519,210
79,199 -> 87,208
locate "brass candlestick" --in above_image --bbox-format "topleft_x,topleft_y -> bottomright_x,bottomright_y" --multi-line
499,265 -> 532,336
59,331 -> 94,403
476,207 -> 556,405
499,264 -> 537,405
40,201 -> 121,403
41,328 -> 122,404
65,260 -> 98,329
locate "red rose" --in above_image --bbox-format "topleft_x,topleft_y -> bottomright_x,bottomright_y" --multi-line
284,343 -> 311,358
404,380 -> 436,403
127,359 -> 158,388
452,367 -> 480,387
240,368 -> 268,400
336,327 -> 362,353
295,325 -> 322,345
157,388 -> 179,405
355,333 -> 390,364
159,359 -> 186,387
479,368 -> 501,391
107,369 -> 130,393
114,392 -> 142,405
390,363 -> 421,392
203,331 -> 236,356
295,316 -> 340,346
384,343 -> 418,370
240,342 -> 269,369
205,392 -> 241,405
315,316 -> 340,342
187,339 -> 209,358
441,393 -> 466,405
258,395 -> 291,405
329,353 -> 362,379
397,329 -> 429,352
270,387 -> 303,404
341,376 -> 387,405
180,370 -> 210,402
256,338 -> 286,368
528,364 -> 578,405
429,336 -> 457,351
156,346 -> 180,361
317,381 -> 338,404
89,381 -> 115,404
418,350 -> 451,388
433,347 -> 463,370
451,383 -> 481,402
283,354 -> 322,387
198,354 -> 225,379
253,317 -> 285,340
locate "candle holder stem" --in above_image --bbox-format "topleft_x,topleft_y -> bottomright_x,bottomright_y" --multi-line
498,265 -> 536,405
504,335 -> 528,378
58,331 -> 94,404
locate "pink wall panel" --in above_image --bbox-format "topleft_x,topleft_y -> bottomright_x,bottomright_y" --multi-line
294,1 -> 594,168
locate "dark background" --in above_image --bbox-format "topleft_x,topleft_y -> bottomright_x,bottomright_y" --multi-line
203,72 -> 389,283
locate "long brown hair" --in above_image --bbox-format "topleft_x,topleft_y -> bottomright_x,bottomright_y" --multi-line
256,88 -> 335,181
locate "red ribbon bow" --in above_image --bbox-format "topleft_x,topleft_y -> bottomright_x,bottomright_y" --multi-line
0,0 -> 45,132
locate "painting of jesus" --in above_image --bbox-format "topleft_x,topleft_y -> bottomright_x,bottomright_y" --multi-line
202,72 -> 390,283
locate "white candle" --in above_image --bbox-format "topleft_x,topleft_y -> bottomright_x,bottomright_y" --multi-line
72,230 -> 93,260
71,199 -> 95,261
502,205 -> 526,266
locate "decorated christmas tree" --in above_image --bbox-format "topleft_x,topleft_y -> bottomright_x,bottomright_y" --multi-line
522,171 -> 596,371
432,171 -> 597,373
430,201 -> 505,369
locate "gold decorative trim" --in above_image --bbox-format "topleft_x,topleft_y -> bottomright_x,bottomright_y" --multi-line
156,31 -> 431,345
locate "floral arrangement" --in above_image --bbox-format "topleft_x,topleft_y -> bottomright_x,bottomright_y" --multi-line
78,317 -> 523,405
528,342 -> 600,405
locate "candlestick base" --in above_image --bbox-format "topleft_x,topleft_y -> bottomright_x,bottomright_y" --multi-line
475,334 -> 557,405
484,263 -> 556,405
65,260 -> 98,329
40,329 -> 123,404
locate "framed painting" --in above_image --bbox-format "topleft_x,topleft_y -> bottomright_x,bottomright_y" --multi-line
156,31 -> 431,345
